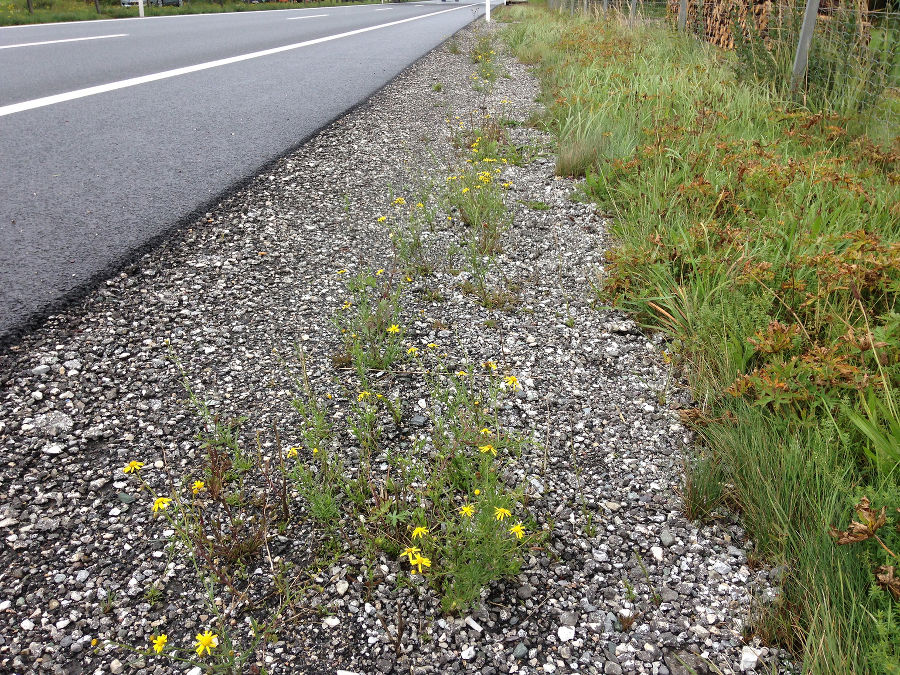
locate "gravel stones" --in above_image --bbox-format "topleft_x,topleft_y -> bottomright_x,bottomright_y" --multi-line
0,18 -> 792,675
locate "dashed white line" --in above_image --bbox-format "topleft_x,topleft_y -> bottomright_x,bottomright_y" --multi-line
0,33 -> 127,50
0,5 -> 469,118
285,13 -> 328,19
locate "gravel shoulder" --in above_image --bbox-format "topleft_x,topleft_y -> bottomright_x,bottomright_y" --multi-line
0,18 -> 790,675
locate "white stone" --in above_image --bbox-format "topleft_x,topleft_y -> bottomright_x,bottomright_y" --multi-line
740,646 -> 760,671
651,546 -> 664,562
21,619 -> 34,630
323,616 -> 339,628
557,626 -> 575,642
464,616 -> 483,633
187,668 -> 202,675
109,659 -> 123,674
335,580 -> 349,597
461,645 -> 476,660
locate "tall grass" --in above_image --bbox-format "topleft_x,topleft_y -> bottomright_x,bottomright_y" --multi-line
503,5 -> 899,673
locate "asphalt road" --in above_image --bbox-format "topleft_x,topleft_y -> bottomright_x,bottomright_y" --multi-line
0,0 -> 497,343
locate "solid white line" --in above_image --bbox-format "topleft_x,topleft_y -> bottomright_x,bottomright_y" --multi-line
0,33 -> 127,49
285,13 -> 328,19
0,5 -> 468,118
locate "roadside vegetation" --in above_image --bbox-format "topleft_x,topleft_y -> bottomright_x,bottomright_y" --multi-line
0,0 -> 380,27
501,3 -> 898,673
104,32 -> 547,669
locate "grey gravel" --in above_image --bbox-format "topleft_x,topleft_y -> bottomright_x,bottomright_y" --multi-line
0,18 -> 794,675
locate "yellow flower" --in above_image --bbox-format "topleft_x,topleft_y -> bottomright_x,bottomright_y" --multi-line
358,391 -> 371,401
387,324 -> 400,334
405,276 -> 412,282
509,523 -> 525,539
152,497 -> 172,513
427,343 -> 439,349
191,480 -> 205,494
313,447 -> 319,455
494,507 -> 512,521
479,444 -> 497,457
122,460 -> 144,474
402,546 -> 421,563
377,216 -> 387,222
480,427 -> 492,435
375,268 -> 385,276
337,269 -> 347,275
411,554 -> 431,574
416,202 -> 424,208
461,187 -> 470,194
194,631 -> 218,657
504,375 -> 521,390
342,300 -> 352,310
393,197 -> 406,205
151,634 -> 167,654
484,360 -> 497,371
287,447 -> 299,459
474,489 -> 481,496
459,504 -> 475,517
407,346 -> 419,355
455,370 -> 468,377
411,526 -> 428,540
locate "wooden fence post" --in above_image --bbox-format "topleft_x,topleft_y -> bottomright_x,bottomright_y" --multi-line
678,0 -> 688,30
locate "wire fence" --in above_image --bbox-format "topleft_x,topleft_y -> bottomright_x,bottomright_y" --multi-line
548,0 -> 899,133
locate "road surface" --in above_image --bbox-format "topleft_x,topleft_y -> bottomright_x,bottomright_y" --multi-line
0,0 -> 497,342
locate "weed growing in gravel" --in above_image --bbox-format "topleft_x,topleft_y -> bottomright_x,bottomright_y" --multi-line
286,271 -> 538,614
334,269 -> 407,378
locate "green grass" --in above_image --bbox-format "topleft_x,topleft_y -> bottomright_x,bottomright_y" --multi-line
0,0 -> 383,26
502,5 -> 899,673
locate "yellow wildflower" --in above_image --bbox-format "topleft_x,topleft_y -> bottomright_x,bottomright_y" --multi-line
287,447 -> 299,459
494,506 -> 512,521
480,427 -> 491,435
504,375 -> 521,390
407,346 -> 419,355
387,324 -> 400,334
427,343 -> 439,349
459,504 -> 475,517
191,480 -> 205,494
122,460 -> 144,474
152,497 -> 172,513
474,489 -> 481,496
377,216 -> 387,222
337,269 -> 347,275
194,631 -> 218,657
151,634 -> 167,654
479,444 -> 497,457
402,546 -> 421,563
411,554 -> 431,574
455,370 -> 468,377
411,526 -> 428,540
313,448 -> 319,455
376,268 -> 384,276
484,361 -> 497,371
393,197 -> 406,205
509,523 -> 525,539
358,391 -> 371,401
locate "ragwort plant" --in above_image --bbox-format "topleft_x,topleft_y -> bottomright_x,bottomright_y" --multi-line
289,270 -> 536,615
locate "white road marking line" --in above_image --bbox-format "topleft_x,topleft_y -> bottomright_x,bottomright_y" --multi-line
285,13 -> 328,19
373,6 -> 392,9
0,33 -> 127,49
0,5 -> 469,118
